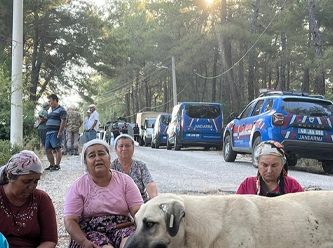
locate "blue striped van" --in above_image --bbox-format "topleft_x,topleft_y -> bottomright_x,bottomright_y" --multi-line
166,102 -> 223,150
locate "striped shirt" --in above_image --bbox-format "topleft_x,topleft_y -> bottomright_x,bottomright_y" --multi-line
46,105 -> 67,132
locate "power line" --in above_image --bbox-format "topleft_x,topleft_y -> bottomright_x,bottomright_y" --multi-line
196,0 -> 287,80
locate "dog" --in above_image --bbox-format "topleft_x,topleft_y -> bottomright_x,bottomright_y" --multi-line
124,191 -> 333,248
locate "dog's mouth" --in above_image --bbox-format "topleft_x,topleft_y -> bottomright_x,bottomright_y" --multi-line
153,244 -> 168,248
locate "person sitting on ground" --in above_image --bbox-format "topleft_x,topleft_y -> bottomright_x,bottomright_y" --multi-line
64,139 -> 143,248
0,233 -> 9,248
236,140 -> 304,196
0,150 -> 58,248
112,134 -> 158,202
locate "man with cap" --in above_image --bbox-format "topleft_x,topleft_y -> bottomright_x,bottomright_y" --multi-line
82,109 -> 91,144
86,104 -> 100,142
37,102 -> 50,151
236,140 -> 303,196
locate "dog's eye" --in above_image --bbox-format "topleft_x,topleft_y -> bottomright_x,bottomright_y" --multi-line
145,221 -> 154,228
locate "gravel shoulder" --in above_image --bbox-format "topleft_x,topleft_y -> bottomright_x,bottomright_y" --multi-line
36,148 -> 326,248
37,154 -> 85,248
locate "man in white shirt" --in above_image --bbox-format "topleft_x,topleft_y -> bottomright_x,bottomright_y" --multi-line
86,104 -> 100,141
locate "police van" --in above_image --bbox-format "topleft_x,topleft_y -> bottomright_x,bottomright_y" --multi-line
166,102 -> 223,150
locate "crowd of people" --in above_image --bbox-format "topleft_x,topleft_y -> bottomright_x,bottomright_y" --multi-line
0,93 -> 306,247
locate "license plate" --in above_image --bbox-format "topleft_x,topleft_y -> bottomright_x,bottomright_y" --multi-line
298,128 -> 324,136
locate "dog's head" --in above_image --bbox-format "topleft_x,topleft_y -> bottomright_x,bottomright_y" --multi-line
124,194 -> 186,248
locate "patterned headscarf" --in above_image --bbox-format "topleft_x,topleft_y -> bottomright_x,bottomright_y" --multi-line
253,140 -> 287,167
81,139 -> 111,168
0,150 -> 43,185
254,141 -> 288,196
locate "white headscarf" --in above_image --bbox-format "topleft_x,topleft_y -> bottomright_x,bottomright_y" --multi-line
81,139 -> 111,168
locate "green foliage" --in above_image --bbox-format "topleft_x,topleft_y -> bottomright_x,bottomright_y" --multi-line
2,0 -> 333,120
0,140 -> 23,167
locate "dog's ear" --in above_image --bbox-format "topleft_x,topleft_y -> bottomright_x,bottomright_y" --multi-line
159,201 -> 185,237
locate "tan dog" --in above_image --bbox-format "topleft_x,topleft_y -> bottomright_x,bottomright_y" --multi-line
124,192 -> 333,248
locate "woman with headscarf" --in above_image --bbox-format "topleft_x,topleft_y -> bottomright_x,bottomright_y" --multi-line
111,134 -> 158,203
64,139 -> 143,248
0,150 -> 58,247
236,140 -> 304,196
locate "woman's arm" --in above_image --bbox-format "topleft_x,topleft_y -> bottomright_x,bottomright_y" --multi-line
129,204 -> 142,218
37,241 -> 56,248
146,182 -> 158,199
64,216 -> 99,248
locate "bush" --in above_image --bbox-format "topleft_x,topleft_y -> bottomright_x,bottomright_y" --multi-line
0,140 -> 24,166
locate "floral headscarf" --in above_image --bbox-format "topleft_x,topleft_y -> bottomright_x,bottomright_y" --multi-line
254,141 -> 288,196
0,150 -> 42,185
253,140 -> 287,167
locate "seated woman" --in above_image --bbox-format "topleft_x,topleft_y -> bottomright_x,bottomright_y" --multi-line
64,139 -> 143,248
112,134 -> 158,202
0,233 -> 9,248
236,140 -> 304,196
0,150 -> 58,248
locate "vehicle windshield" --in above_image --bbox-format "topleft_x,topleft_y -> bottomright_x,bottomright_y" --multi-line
282,99 -> 333,117
185,105 -> 221,118
145,119 -> 155,128
161,115 -> 171,125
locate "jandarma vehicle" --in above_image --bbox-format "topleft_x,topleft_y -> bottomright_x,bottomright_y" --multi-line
167,102 -> 223,151
223,89 -> 333,174
151,113 -> 171,149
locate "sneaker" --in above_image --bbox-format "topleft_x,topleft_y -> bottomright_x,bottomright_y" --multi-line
50,165 -> 61,171
45,165 -> 53,171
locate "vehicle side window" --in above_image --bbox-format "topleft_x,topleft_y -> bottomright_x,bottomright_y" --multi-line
171,106 -> 180,123
263,99 -> 274,113
239,101 -> 256,119
251,100 -> 264,117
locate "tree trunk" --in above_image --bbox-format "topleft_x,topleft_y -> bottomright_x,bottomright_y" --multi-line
212,49 -> 218,102
248,0 -> 260,102
221,0 -> 239,112
280,32 -> 287,90
308,0 -> 325,95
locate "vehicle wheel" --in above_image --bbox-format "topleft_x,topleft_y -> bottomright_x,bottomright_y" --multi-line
204,146 -> 210,151
251,136 -> 262,168
151,140 -> 155,148
166,139 -> 172,150
322,160 -> 333,174
216,146 -> 222,151
155,140 -> 160,149
174,137 -> 181,151
223,134 -> 237,162
286,152 -> 297,167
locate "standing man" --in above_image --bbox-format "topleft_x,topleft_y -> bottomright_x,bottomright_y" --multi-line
133,123 -> 140,143
86,104 -> 99,141
44,94 -> 67,171
37,102 -> 50,151
82,109 -> 91,144
65,106 -> 83,155
121,123 -> 128,134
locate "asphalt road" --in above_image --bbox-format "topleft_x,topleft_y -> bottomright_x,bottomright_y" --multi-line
123,145 -> 333,193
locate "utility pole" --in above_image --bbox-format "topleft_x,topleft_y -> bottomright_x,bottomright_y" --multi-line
11,0 -> 23,146
172,56 -> 177,106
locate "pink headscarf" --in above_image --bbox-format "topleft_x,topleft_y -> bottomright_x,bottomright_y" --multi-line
0,150 -> 43,185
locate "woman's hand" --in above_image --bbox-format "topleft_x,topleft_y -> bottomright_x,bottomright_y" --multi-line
81,239 -> 101,248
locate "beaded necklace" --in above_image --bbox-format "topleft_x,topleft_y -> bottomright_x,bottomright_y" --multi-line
0,192 -> 37,232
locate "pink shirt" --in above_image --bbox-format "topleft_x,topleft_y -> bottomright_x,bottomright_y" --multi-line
64,170 -> 143,218
236,176 -> 304,195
